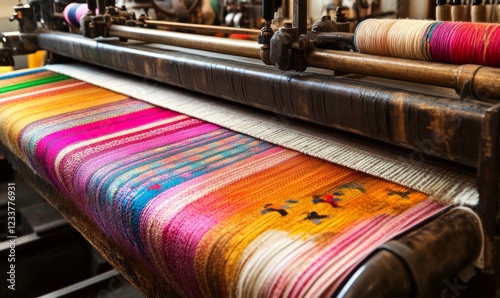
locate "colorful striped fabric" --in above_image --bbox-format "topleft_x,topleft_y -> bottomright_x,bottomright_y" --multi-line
0,68 -> 448,297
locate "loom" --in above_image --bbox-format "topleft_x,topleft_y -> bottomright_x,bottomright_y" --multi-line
0,0 -> 499,297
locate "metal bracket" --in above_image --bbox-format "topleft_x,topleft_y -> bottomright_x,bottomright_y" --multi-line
259,2 -> 352,72
82,4 -> 155,38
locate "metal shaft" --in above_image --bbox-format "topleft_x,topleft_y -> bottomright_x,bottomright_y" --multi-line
145,20 -> 261,36
109,25 -> 261,59
307,50 -> 500,100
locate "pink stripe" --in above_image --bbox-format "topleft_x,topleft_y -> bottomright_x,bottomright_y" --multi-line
55,121 -> 216,198
36,107 -> 177,161
156,148 -> 288,297
37,109 -> 188,184
319,204 -> 447,297
292,214 -> 411,296
89,125 -> 225,204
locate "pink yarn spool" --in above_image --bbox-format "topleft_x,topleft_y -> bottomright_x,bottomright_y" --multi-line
63,3 -> 91,28
429,22 -> 500,67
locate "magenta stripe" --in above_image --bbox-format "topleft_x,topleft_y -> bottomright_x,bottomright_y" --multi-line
38,112 -> 196,184
319,203 -> 447,297
35,107 -> 177,160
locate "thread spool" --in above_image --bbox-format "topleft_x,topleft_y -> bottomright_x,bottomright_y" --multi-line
492,1 -> 498,22
486,1 -> 494,21
63,3 -> 94,28
451,0 -> 466,21
355,19 -> 500,67
464,2 -> 472,22
387,19 -> 436,60
472,0 -> 487,22
436,0 -> 452,21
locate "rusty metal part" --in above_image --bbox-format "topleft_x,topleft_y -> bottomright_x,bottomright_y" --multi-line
339,250 -> 414,297
292,0 -> 307,35
109,25 -> 261,58
311,15 -> 337,33
38,30 -> 492,167
10,3 -> 37,33
1,32 -> 39,56
333,7 -> 350,32
81,5 -> 148,38
145,20 -> 260,36
269,23 -> 297,70
258,20 -> 274,65
308,32 -> 354,51
337,208 -> 484,297
306,50 -> 500,100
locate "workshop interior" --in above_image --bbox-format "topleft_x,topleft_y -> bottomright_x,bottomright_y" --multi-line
1,0 -> 500,297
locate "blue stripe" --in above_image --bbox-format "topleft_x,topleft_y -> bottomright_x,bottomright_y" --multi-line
67,4 -> 81,27
0,68 -> 46,80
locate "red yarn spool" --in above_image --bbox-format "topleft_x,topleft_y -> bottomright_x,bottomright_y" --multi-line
429,22 -> 500,67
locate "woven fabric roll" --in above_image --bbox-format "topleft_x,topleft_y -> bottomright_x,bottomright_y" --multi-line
0,68 -> 448,297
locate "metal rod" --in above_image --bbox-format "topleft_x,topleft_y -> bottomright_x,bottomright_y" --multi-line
312,32 -> 355,47
293,0 -> 307,35
109,25 -> 261,59
307,49 -> 500,100
145,20 -> 261,36
109,25 -> 500,100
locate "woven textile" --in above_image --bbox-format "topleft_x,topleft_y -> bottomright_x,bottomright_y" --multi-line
0,68 -> 447,297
